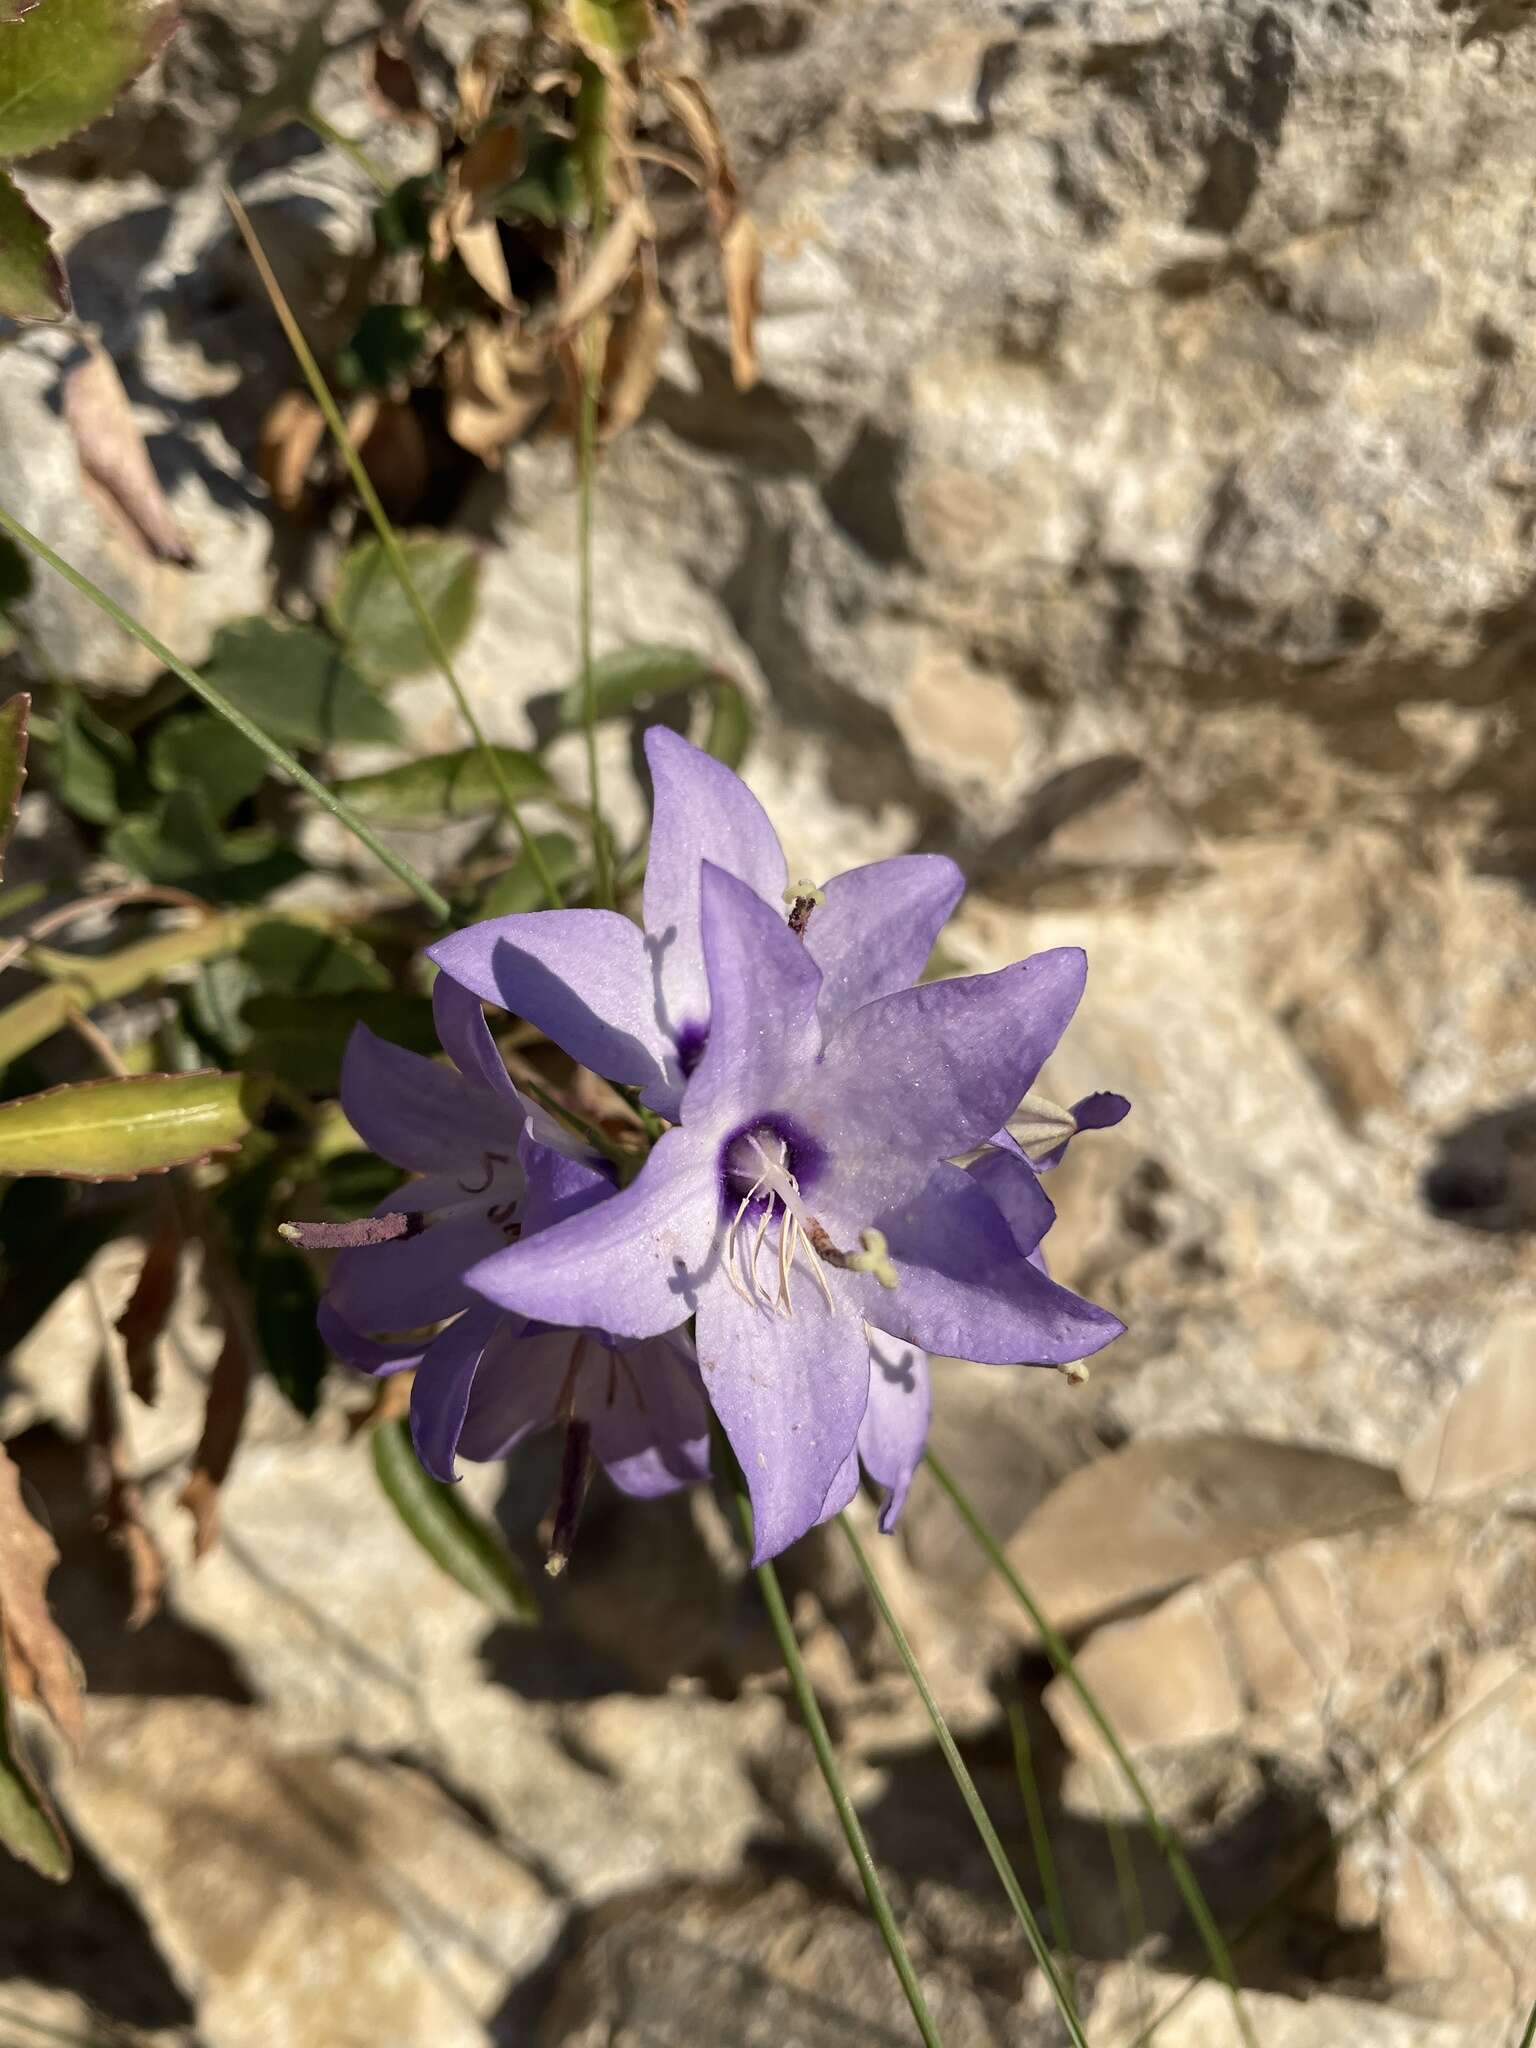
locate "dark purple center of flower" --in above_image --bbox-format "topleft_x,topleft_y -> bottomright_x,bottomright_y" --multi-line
674,1021 -> 708,1078
719,1113 -> 825,1210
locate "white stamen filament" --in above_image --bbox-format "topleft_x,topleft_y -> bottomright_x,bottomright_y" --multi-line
725,1135 -> 836,1317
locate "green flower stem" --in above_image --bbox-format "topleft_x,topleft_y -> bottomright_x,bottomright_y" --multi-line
840,1514 -> 1089,2048
302,109 -> 392,194
1520,1996 -> 1536,2048
1007,1701 -> 1077,2004
575,60 -> 614,910
925,1449 -> 1258,2048
712,1430 -> 942,2048
222,189 -> 563,913
0,504 -> 451,922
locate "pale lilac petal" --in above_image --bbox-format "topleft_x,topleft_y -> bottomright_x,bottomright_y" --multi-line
1032,1090 -> 1132,1171
850,1163 -> 1124,1366
326,1176 -> 508,1334
340,1023 -> 512,1174
642,726 -> 786,1042
695,1280 -> 870,1564
966,1146 -> 1056,1259
411,1301 -> 503,1481
317,1300 -> 424,1377
432,973 -> 520,1107
585,1334 -> 712,1497
859,1331 -> 931,1532
428,910 -> 670,1094
466,1126 -> 717,1338
814,1445 -> 861,1527
813,949 -> 1088,1169
516,1136 -> 616,1238
807,855 -> 965,1027
683,862 -> 823,1129
455,1325 -> 576,1463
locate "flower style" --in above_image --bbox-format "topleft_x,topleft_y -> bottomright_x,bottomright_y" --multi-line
310,972 -> 710,1518
430,739 -> 1126,1563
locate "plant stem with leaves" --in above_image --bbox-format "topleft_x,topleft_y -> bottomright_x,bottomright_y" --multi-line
223,190 -> 563,912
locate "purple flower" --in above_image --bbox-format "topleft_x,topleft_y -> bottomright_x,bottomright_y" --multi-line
436,824 -> 1126,1561
312,973 -> 710,1519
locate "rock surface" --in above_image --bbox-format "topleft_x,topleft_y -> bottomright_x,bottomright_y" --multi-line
4,0 -> 1536,2043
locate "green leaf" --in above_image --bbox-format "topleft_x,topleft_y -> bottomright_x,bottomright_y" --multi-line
477,832 -> 581,916
106,788 -> 304,901
253,1247 -> 327,1417
47,692 -> 138,826
555,644 -> 714,729
149,711 -> 267,821
234,0 -> 333,137
243,991 -> 436,1093
0,1070 -> 259,1180
371,1418 -> 538,1624
490,135 -> 580,228
240,918 -> 388,996
702,679 -> 752,772
0,169 -> 67,322
336,303 -> 433,394
0,533 -> 31,609
183,953 -> 257,1062
568,0 -> 654,61
0,1638 -> 69,1881
0,0 -> 180,161
332,746 -> 554,826
373,174 -> 434,255
199,618 -> 401,750
328,534 -> 480,681
0,694 -> 28,884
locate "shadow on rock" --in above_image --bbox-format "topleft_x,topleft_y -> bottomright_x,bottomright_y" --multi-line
1422,1098 -> 1536,1233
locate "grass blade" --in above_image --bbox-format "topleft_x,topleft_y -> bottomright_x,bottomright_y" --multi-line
926,1449 -> 1257,2048
223,188 -> 562,912
1519,1996 -> 1536,2048
1102,1779 -> 1149,2035
1007,1701 -> 1077,2003
574,60 -> 614,909
0,505 -> 450,922
713,1435 -> 942,2047
840,1513 -> 1089,2048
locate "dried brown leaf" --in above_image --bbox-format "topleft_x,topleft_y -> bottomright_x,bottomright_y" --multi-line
456,32 -> 516,133
62,341 -> 194,566
365,33 -> 427,122
600,274 -> 670,439
355,399 -> 430,518
0,1444 -> 83,1751
443,320 -> 550,464
452,212 -> 517,309
178,1322 -> 253,1561
459,120 -> 524,200
257,389 -> 327,514
88,1361 -> 166,1632
114,1206 -> 182,1406
656,71 -> 737,224
556,195 -> 650,333
721,210 -> 761,392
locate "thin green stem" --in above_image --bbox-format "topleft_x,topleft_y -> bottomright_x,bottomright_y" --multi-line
0,507 -> 450,922
1102,1785 -> 1148,2035
712,1434 -> 942,2047
1519,1995 -> 1536,2048
925,1450 -> 1258,2048
840,1515 -> 1089,2048
1007,1701 -> 1077,2003
222,189 -> 562,911
574,60 -> 613,909
303,109 -> 392,193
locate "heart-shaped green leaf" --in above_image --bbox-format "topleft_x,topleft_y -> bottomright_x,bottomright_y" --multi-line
478,832 -> 582,916
240,918 -> 388,996
555,644 -> 714,728
149,711 -> 267,822
0,0 -> 180,162
372,1418 -> 538,1624
0,694 -> 28,884
0,1070 -> 258,1180
46,692 -> 139,826
199,618 -> 401,750
332,745 -> 554,825
0,170 -> 67,321
328,534 -> 481,681
106,788 -> 305,901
